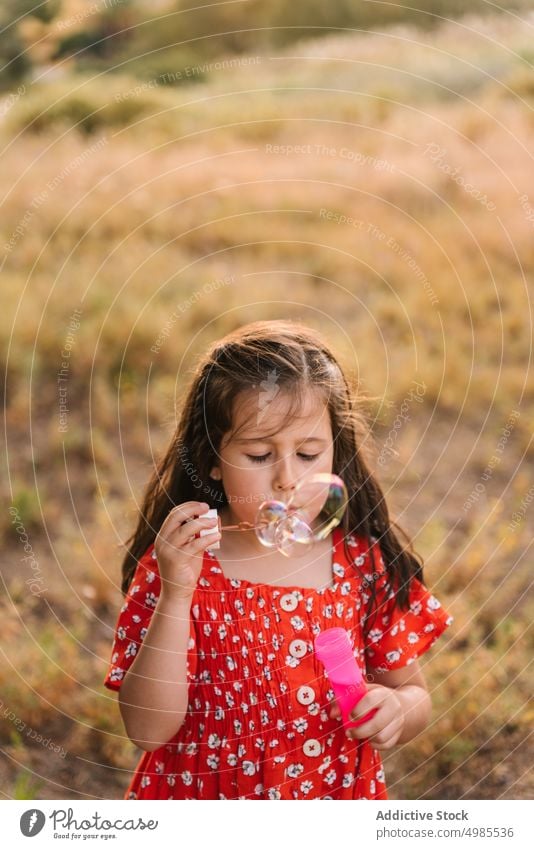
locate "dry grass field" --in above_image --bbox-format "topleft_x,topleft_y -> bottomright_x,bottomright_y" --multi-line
1,7 -> 533,799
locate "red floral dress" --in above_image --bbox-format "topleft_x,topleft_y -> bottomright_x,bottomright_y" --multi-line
103,526 -> 453,799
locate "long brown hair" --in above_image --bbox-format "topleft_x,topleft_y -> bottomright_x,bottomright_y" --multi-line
119,320 -> 424,626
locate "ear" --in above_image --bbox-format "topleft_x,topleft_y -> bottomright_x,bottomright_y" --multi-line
210,467 -> 222,480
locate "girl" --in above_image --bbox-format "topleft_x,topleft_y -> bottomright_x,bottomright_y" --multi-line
104,319 -> 453,800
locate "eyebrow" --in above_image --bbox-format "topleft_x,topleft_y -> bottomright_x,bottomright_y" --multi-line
235,436 -> 329,444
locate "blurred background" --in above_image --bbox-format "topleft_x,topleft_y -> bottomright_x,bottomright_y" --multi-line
1,0 -> 533,800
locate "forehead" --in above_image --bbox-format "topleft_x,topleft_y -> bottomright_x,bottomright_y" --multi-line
229,386 -> 332,442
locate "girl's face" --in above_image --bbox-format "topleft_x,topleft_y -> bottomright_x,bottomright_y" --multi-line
210,386 -> 335,528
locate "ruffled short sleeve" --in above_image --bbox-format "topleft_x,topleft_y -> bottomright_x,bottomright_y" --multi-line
103,544 -> 197,691
362,538 -> 453,672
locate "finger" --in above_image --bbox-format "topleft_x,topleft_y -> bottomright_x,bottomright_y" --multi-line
369,720 -> 403,751
178,524 -> 222,551
349,698 -> 377,724
160,502 -> 211,532
329,703 -> 341,720
344,710 -> 382,740
160,514 -> 219,547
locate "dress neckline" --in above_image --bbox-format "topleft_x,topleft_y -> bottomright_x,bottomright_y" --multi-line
201,525 -> 346,594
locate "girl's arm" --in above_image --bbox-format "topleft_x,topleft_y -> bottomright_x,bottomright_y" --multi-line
118,501 -> 220,751
118,593 -> 193,752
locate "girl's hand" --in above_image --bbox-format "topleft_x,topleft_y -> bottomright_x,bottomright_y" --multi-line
329,683 -> 405,751
154,501 -> 221,601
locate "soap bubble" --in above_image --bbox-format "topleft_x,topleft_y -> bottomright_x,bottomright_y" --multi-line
256,473 -> 348,557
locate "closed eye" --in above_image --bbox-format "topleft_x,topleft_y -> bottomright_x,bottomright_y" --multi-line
246,453 -> 319,464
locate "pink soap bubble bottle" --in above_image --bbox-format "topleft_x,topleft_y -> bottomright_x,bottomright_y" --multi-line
314,627 -> 378,730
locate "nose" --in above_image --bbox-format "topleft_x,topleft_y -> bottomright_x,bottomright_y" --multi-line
272,456 -> 297,499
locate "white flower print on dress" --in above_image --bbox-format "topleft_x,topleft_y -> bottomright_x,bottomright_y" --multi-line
207,754 -> 219,770
140,775 -> 151,788
290,616 -> 305,631
386,649 -> 402,664
268,788 -> 282,799
300,780 -> 314,794
293,717 -> 308,733
242,760 -> 256,776
333,562 -> 345,578
368,628 -> 383,643
407,631 -> 420,644
125,642 -> 137,659
286,763 -> 304,778
208,734 -> 221,749
181,771 -> 193,786
342,773 -> 354,787
318,756 -> 332,775
427,596 -> 441,610
324,769 -> 337,786
109,667 -> 124,682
